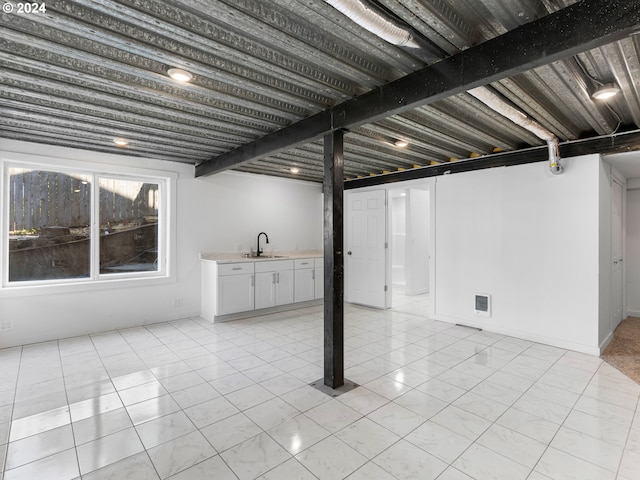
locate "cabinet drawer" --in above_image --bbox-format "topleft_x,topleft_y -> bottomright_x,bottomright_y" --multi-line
255,259 -> 293,273
294,258 -> 314,269
218,262 -> 254,276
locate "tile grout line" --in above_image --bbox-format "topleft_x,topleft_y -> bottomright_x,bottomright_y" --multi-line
1,346 -> 22,480
4,298 -> 640,480
612,374 -> 640,480
56,338 -> 82,480
524,351 -> 611,478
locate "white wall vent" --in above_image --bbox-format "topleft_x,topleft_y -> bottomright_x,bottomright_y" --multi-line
474,294 -> 491,316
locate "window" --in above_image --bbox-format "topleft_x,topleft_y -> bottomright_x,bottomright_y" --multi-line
98,177 -> 160,275
4,159 -> 170,287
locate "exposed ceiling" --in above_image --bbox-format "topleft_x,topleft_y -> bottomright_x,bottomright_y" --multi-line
2,0 -> 640,183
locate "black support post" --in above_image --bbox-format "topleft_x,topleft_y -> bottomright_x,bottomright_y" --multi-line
323,130 -> 344,389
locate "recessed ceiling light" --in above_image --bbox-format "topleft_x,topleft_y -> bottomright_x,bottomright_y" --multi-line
290,167 -> 300,174
167,68 -> 193,83
592,83 -> 620,100
394,139 -> 409,148
113,137 -> 128,146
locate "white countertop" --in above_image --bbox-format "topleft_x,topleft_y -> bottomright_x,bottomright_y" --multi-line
200,249 -> 322,264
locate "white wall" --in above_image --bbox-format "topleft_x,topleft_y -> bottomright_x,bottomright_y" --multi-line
432,155 -> 603,355
597,161 -> 613,349
391,194 -> 406,286
0,140 -> 322,348
406,188 -> 430,295
195,171 -> 323,255
626,180 -> 640,316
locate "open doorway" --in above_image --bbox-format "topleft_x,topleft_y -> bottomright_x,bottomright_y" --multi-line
344,182 -> 432,314
389,186 -> 430,315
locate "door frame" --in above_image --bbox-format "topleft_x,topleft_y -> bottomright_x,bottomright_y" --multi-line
345,178 -> 435,311
611,173 -> 626,329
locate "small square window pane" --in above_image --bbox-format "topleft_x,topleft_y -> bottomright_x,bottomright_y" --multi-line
99,178 -> 159,274
8,167 -> 91,282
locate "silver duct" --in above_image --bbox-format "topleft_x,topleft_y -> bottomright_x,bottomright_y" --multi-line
325,1 -> 562,174
468,87 -> 563,175
324,0 -> 419,48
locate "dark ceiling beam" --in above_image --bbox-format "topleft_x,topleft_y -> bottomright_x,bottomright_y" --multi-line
195,0 -> 640,177
344,130 -> 640,189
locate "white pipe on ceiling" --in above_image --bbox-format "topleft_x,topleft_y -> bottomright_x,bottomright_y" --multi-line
326,0 -> 562,174
468,87 -> 563,175
325,0 -> 420,48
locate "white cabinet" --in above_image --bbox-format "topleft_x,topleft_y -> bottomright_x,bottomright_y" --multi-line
255,271 -> 276,310
255,260 -> 294,309
314,258 -> 324,299
201,256 -> 321,321
294,259 -> 315,302
216,263 -> 255,315
275,270 -> 294,306
295,258 -> 324,301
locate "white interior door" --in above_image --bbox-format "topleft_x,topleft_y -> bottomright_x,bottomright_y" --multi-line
345,189 -> 387,308
612,179 -> 624,328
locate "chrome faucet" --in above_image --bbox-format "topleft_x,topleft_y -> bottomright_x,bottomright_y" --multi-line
256,232 -> 269,257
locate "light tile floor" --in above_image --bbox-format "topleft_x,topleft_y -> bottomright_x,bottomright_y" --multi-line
1,293 -> 640,480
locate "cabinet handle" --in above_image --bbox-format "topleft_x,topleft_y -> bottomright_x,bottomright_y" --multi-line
251,275 -> 254,287
232,267 -> 242,271
272,273 -> 276,284
301,262 -> 309,265
277,272 -> 280,283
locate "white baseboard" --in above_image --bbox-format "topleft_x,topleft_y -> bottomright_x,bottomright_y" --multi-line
431,313 -> 601,356
599,331 -> 614,355
211,299 -> 322,323
405,288 -> 429,296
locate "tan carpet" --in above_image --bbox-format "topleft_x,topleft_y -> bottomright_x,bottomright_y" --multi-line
601,317 -> 640,385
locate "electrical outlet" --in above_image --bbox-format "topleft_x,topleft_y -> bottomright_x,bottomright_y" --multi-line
0,319 -> 14,331
172,298 -> 184,307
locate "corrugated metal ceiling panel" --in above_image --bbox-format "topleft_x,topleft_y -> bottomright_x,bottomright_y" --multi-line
1,0 -> 638,182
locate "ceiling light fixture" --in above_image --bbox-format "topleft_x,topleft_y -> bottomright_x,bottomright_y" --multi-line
394,139 -> 409,148
167,68 -> 193,83
592,83 -> 620,100
113,137 -> 129,146
290,167 -> 300,174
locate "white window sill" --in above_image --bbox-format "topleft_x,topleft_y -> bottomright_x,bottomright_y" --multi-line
0,273 -> 175,298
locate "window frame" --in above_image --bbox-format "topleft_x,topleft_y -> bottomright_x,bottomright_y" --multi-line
1,152 -> 177,295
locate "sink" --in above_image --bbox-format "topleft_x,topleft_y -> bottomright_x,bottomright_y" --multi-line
263,255 -> 288,258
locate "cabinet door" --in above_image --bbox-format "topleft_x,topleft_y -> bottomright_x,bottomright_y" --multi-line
314,266 -> 324,299
217,274 -> 254,315
255,271 -> 276,310
294,269 -> 315,303
275,270 -> 294,306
